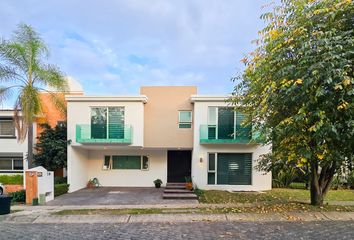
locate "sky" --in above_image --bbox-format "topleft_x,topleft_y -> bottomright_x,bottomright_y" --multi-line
0,0 -> 269,107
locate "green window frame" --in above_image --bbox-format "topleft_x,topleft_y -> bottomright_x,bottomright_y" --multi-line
207,153 -> 216,184
91,107 -> 125,139
207,153 -> 252,185
106,155 -> 149,170
178,111 -> 192,128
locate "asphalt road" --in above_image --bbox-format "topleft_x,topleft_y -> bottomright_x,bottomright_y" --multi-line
1,221 -> 354,240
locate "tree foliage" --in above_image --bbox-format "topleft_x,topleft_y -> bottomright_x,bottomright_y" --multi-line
232,0 -> 353,205
34,122 -> 67,170
0,24 -> 68,166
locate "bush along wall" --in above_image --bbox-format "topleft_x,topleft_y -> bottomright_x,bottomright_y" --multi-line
0,175 -> 23,185
54,184 -> 70,197
9,190 -> 26,203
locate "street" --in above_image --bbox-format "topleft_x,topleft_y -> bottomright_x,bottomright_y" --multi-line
1,221 -> 353,240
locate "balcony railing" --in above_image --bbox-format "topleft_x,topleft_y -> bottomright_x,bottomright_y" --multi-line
199,124 -> 252,144
76,124 -> 132,144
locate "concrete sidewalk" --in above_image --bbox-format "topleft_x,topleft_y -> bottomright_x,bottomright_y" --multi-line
2,209 -> 354,224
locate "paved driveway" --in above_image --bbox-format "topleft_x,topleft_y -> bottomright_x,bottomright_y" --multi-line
47,187 -> 198,206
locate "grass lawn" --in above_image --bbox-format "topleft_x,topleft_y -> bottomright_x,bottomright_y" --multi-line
54,204 -> 354,216
197,189 -> 354,204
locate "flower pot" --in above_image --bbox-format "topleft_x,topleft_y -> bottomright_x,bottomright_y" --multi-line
0,195 -> 12,215
185,182 -> 193,190
154,183 -> 161,188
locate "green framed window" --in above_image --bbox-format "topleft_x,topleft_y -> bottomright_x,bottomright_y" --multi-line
91,107 -> 125,139
207,153 -> 252,185
108,155 -> 149,170
178,111 -> 192,128
207,153 -> 216,184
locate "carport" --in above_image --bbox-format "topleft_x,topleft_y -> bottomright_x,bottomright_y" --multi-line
47,187 -> 198,206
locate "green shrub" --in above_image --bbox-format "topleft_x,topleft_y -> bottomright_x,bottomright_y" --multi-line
54,184 -> 69,197
0,174 -> 23,185
347,171 -> 354,189
9,190 -> 26,203
289,182 -> 307,189
54,177 -> 67,184
331,175 -> 346,190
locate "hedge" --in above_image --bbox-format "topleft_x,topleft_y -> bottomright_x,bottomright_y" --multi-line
0,174 -> 23,185
54,176 -> 67,184
9,190 -> 26,203
54,184 -> 70,197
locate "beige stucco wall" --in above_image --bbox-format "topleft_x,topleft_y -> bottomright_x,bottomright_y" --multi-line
141,86 -> 197,148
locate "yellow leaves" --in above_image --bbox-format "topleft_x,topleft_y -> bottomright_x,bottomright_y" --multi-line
342,77 -> 352,86
308,125 -> 316,132
295,79 -> 303,85
280,117 -> 293,125
297,157 -> 307,167
317,154 -> 325,160
269,29 -> 280,39
334,84 -> 343,91
280,79 -> 293,88
337,101 -> 349,110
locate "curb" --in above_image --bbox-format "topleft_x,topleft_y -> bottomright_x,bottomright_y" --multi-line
3,212 -> 354,224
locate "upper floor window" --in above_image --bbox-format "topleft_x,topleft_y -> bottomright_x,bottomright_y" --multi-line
0,119 -> 15,137
91,107 -> 125,139
178,111 -> 192,128
207,107 -> 251,140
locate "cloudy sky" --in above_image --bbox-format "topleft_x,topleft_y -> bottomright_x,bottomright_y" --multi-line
0,0 -> 268,104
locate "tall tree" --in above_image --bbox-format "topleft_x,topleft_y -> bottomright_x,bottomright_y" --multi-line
232,0 -> 353,205
0,24 -> 67,168
34,122 -> 67,171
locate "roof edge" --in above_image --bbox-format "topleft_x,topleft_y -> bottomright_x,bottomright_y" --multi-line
65,95 -> 148,103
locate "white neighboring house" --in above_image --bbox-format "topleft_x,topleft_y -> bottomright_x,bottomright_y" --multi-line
0,110 -> 30,178
66,86 -> 272,193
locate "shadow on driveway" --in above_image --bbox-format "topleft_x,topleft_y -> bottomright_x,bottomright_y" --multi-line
47,187 -> 198,206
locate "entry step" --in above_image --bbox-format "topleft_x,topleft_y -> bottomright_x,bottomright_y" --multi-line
162,193 -> 198,200
165,185 -> 186,189
166,182 -> 186,187
164,189 -> 192,194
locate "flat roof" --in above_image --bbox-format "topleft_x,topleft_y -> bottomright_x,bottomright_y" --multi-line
190,95 -> 230,102
65,95 -> 148,103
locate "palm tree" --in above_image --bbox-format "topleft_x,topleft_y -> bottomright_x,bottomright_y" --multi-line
0,23 -> 68,168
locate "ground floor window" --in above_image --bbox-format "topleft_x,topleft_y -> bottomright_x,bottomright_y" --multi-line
0,157 -> 23,172
103,155 -> 149,170
208,153 -> 252,185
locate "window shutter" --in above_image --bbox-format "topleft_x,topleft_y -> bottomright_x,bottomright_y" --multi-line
236,112 -> 252,141
217,153 -> 252,185
108,107 -> 124,139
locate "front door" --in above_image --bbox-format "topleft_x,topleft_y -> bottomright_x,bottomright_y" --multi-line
167,150 -> 192,183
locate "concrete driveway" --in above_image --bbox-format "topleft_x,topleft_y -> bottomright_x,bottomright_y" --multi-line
47,187 -> 198,206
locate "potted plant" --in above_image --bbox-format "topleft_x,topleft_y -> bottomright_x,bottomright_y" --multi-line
185,176 -> 193,190
87,179 -> 95,188
153,179 -> 162,188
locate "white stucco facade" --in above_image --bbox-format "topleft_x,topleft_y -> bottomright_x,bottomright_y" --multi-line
66,91 -> 272,193
191,96 -> 272,191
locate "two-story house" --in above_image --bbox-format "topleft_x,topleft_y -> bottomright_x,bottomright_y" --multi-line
66,86 -> 271,193
0,110 -> 28,175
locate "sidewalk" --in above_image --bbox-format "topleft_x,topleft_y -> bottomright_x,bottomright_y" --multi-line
2,208 -> 354,224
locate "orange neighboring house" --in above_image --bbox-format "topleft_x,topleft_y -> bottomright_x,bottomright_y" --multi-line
36,77 -> 84,177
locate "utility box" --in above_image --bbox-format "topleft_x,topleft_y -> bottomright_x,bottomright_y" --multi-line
25,166 -> 54,205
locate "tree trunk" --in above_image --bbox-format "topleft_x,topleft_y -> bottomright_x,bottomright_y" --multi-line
27,121 -> 34,169
310,160 -> 336,206
310,182 -> 323,206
